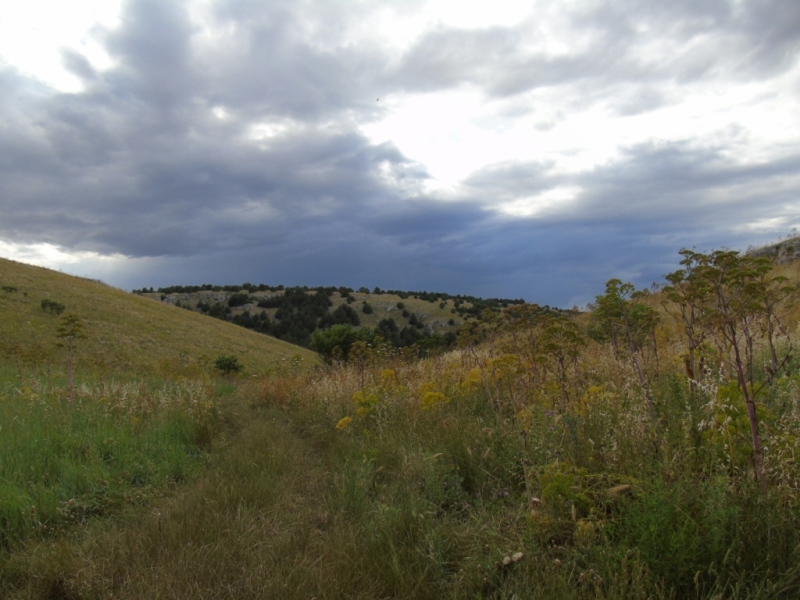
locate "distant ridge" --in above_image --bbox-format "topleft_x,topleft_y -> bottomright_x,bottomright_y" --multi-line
747,235 -> 800,264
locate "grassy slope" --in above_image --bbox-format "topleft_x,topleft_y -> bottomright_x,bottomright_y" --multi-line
0,258 -> 318,377
157,289 -> 471,335
331,292 -> 464,332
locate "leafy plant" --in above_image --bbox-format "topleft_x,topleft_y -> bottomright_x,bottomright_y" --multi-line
664,250 -> 797,488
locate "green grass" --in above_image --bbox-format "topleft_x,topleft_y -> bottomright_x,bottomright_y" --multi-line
2,255 -> 800,598
0,377 -> 216,550
3,362 -> 800,599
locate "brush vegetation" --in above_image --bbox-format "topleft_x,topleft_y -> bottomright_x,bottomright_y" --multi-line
138,283 -> 532,351
1,246 -> 800,599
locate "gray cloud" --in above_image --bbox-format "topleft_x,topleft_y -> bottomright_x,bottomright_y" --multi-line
1,0 -> 799,307
392,0 -> 800,102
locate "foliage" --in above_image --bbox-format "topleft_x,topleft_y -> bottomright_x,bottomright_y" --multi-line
309,325 -> 376,363
145,282 -> 530,351
213,354 -> 243,376
319,303 -> 360,329
664,249 -> 797,487
227,292 -> 250,307
40,298 -> 65,314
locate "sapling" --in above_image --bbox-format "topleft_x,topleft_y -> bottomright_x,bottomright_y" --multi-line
665,249 -> 795,489
56,313 -> 86,402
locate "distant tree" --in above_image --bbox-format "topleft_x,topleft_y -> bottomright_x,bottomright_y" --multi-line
208,302 -> 229,319
362,302 -> 374,315
319,304 -> 361,329
228,292 -> 250,307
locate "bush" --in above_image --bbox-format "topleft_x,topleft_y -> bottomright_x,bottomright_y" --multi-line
40,299 -> 66,314
214,355 -> 243,376
228,293 -> 250,307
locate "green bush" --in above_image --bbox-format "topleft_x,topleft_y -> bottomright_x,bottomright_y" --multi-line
40,299 -> 65,314
214,354 -> 243,376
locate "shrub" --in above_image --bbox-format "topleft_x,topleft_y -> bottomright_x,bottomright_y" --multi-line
214,355 -> 243,376
41,299 -> 66,314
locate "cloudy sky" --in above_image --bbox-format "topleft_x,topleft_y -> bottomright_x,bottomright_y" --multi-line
1,0 -> 799,307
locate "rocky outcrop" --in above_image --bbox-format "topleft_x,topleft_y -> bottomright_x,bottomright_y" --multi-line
747,235 -> 800,264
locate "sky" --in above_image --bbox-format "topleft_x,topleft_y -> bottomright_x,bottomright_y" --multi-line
1,0 -> 799,308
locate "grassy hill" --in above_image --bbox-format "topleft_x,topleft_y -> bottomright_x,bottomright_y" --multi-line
140,285 -> 529,353
2,246 -> 800,599
0,258 -> 318,379
148,288 -> 467,332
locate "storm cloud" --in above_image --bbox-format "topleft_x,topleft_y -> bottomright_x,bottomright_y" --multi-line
1,0 -> 799,306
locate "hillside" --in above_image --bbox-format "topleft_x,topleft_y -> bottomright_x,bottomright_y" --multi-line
2,245 -> 800,598
0,258 -> 318,378
747,234 -> 800,264
136,285 -> 529,351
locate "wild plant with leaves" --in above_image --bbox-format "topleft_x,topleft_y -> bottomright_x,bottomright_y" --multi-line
664,249 -> 798,487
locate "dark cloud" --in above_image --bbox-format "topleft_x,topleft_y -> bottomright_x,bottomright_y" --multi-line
61,48 -> 97,82
1,0 -> 799,307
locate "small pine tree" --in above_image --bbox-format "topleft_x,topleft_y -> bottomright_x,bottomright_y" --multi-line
214,354 -> 243,377
56,313 -> 86,401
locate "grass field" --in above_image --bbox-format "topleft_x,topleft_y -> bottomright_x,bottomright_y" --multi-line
1,253 -> 800,598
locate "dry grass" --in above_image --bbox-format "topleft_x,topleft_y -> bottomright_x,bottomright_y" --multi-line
0,258 -> 319,378
2,255 -> 800,599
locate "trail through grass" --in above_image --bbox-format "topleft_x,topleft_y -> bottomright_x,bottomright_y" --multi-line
3,370 -> 800,599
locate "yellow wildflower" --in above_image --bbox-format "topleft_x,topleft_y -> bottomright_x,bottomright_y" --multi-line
421,391 -> 449,410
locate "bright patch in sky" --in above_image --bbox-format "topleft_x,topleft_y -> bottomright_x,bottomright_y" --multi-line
0,241 -> 125,272
362,91 -> 526,189
498,187 -> 582,218
0,0 -> 121,91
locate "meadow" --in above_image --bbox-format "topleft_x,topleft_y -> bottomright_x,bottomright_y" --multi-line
1,249 -> 799,598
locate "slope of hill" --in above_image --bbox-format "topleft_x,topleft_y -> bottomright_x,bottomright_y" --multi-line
0,258 -> 318,377
747,234 -> 800,264
137,285 -> 529,350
